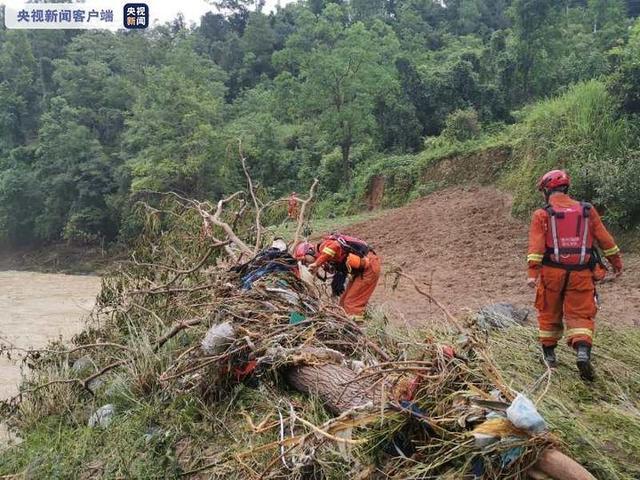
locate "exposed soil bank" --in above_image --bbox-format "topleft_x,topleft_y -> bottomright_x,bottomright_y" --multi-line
345,186 -> 640,327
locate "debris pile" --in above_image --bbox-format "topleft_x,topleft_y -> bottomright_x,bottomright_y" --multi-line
0,172 -> 597,479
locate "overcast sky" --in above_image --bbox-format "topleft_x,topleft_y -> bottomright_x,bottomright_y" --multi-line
147,0 -> 295,26
1,0 -> 297,26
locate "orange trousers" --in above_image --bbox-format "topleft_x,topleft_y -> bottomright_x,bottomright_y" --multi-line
535,265 -> 597,348
340,252 -> 381,318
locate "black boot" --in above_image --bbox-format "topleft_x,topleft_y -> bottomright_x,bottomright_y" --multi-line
542,345 -> 558,368
576,342 -> 595,381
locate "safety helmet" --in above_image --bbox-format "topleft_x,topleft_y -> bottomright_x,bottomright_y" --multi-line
537,169 -> 570,192
293,241 -> 315,260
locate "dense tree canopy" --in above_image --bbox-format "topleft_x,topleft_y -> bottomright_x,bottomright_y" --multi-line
0,0 -> 639,246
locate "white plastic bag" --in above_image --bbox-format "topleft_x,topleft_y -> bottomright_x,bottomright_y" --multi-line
201,322 -> 235,355
506,393 -> 547,434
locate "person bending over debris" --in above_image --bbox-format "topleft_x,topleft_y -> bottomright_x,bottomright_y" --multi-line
294,234 -> 381,321
527,169 -> 623,381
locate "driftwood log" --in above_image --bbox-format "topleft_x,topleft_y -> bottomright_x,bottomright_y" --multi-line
285,363 -> 383,415
285,363 -> 595,480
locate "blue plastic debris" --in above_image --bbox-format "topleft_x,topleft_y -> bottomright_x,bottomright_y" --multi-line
501,445 -> 524,468
471,457 -> 485,477
289,312 -> 305,325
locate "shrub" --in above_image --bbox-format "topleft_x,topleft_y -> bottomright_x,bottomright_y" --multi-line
442,108 -> 481,142
506,80 -> 638,227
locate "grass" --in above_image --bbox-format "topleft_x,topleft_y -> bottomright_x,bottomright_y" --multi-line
0,402 -> 180,478
2,316 -> 639,479
490,325 -> 640,480
267,210 -> 385,240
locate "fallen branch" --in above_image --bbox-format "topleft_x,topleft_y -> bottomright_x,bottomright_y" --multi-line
238,140 -> 263,254
390,268 -> 468,335
293,178 -> 319,245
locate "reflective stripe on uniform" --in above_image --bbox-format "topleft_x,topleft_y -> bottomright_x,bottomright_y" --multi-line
539,329 -> 563,339
603,245 -> 620,256
527,253 -> 544,263
566,328 -> 593,339
322,247 -> 337,257
550,214 -> 560,262
579,214 -> 590,265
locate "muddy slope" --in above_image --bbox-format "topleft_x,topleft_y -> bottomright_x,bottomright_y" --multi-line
343,186 -> 640,327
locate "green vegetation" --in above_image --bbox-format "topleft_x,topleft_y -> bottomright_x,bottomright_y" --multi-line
505,80 -> 640,227
490,325 -> 640,480
3,318 -> 639,479
2,1 -> 640,248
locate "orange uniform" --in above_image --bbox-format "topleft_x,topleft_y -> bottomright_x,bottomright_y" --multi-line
314,238 -> 381,319
288,194 -> 299,219
528,193 -> 622,348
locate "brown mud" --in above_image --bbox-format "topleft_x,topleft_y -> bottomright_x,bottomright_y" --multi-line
344,186 -> 640,327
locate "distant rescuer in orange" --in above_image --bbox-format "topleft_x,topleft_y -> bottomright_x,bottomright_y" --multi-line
287,192 -> 299,220
527,169 -> 623,381
294,234 -> 381,321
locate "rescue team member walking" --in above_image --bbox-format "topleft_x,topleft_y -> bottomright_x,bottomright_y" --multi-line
294,234 -> 381,320
288,192 -> 299,220
527,170 -> 623,381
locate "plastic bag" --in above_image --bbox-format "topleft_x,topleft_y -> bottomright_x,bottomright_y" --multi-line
201,322 -> 235,355
506,393 -> 547,434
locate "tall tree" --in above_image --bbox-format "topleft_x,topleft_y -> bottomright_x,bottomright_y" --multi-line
124,44 -> 229,197
276,11 -> 401,176
509,0 -> 558,99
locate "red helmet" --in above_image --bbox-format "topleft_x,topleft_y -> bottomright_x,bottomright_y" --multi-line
293,241 -> 315,260
537,169 -> 570,191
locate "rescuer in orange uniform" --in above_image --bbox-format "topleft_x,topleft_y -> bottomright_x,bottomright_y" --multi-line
287,192 -> 299,220
294,234 -> 381,320
527,170 -> 623,380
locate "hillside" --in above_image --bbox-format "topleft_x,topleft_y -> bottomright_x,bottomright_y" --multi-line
344,186 -> 640,326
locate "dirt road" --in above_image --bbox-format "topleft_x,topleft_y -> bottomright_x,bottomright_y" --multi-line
0,271 -> 101,400
343,186 -> 640,327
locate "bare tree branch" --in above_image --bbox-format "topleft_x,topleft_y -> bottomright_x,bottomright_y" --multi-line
293,179 -> 320,246
238,140 -> 263,254
195,192 -> 254,258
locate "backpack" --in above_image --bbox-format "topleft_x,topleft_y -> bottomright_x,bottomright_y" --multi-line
328,233 -> 370,258
544,202 -> 593,268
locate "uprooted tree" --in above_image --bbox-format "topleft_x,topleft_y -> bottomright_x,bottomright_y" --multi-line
0,155 -> 595,480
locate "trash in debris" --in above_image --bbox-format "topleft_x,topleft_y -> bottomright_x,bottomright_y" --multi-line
88,404 -> 116,429
201,322 -> 235,355
506,393 -> 547,434
289,312 -> 305,325
71,355 -> 94,374
501,445 -> 525,468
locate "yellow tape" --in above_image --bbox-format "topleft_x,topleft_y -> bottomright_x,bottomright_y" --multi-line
322,247 -> 337,257
527,253 -> 544,262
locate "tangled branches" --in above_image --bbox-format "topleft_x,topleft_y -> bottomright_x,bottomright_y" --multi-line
0,161 -> 594,480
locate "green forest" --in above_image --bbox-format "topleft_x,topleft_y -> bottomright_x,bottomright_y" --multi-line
1,0 -> 640,248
